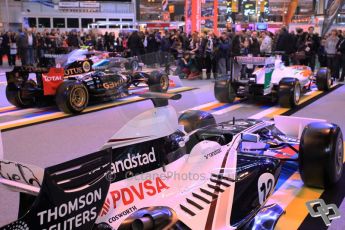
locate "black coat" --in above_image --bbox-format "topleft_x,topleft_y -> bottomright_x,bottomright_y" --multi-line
249,37 -> 260,56
232,35 -> 241,56
295,32 -> 307,52
276,31 -> 295,54
128,33 -> 143,53
67,34 -> 79,47
305,33 -> 320,54
336,38 -> 345,55
146,34 -> 158,53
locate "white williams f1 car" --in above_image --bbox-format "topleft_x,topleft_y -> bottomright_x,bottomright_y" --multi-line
0,93 -> 343,230
215,55 -> 332,108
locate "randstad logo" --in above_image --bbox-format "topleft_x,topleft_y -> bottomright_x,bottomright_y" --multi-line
111,148 -> 156,174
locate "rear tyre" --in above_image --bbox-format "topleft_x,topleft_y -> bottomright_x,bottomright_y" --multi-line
148,71 -> 169,93
299,122 -> 343,188
278,78 -> 300,108
5,80 -> 36,108
178,110 -> 216,133
214,80 -> 236,103
56,81 -> 89,114
316,68 -> 331,91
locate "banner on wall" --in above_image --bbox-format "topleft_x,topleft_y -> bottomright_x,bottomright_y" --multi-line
162,0 -> 168,11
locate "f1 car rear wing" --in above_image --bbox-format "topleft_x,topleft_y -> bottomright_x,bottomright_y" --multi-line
236,56 -> 275,66
0,148 -> 112,230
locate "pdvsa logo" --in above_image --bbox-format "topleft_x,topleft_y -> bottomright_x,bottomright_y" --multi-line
101,177 -> 169,216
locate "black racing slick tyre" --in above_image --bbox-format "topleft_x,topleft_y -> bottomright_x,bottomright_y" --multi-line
299,122 -> 344,188
316,68 -> 331,91
56,81 -> 89,114
214,80 -> 236,103
148,71 -> 169,93
5,80 -> 36,108
278,78 -> 301,108
178,110 -> 216,133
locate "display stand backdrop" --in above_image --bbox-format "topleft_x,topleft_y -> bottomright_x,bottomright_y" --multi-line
185,0 -> 238,35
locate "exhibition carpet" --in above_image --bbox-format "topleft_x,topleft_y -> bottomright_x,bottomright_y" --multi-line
0,85 -> 195,131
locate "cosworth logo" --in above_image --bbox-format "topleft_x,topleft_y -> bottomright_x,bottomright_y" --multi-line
110,147 -> 156,175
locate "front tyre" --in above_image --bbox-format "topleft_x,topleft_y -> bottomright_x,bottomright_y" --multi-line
299,122 -> 343,188
148,71 -> 169,93
316,68 -> 331,91
214,80 -> 236,103
5,80 -> 36,108
56,81 -> 89,114
278,78 -> 300,108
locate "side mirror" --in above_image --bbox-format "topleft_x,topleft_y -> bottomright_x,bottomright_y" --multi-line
241,133 -> 260,143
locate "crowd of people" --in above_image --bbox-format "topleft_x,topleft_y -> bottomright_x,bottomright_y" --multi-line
1,26 -> 345,81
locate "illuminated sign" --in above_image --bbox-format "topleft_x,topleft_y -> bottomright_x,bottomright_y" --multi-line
244,1 -> 256,16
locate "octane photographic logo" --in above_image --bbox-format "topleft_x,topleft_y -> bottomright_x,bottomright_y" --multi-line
306,199 -> 341,226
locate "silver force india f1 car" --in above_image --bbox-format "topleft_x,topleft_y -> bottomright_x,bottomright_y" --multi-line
215,55 -> 332,108
0,93 -> 343,230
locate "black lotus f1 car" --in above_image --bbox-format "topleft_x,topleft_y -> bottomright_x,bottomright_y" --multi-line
5,65 -> 169,114
0,93 -> 343,230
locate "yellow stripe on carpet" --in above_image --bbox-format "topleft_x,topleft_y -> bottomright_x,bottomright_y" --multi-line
0,86 -> 195,131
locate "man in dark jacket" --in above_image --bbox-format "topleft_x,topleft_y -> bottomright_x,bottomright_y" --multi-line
127,31 -> 142,57
249,31 -> 260,56
17,29 -> 28,66
294,28 -> 307,65
276,27 -> 294,66
232,31 -> 242,56
217,32 -> 231,76
67,30 -> 79,50
336,31 -> 345,81
305,26 -> 320,71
